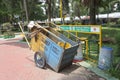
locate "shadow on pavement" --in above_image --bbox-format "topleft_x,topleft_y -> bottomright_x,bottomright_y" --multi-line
26,55 -> 35,63
0,41 -> 28,48
59,63 -> 102,80
60,64 -> 80,74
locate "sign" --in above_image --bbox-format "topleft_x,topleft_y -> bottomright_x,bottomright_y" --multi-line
91,27 -> 100,32
60,25 -> 100,33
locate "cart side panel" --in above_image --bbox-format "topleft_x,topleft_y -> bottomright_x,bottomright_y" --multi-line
44,38 -> 64,71
58,45 -> 79,71
31,32 -> 64,71
37,32 -> 64,70
30,37 -> 40,52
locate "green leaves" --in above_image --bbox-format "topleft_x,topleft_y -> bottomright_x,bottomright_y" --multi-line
0,0 -> 47,23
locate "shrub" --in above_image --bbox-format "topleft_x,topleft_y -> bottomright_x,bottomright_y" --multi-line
1,22 -> 13,30
116,18 -> 120,24
108,32 -> 120,79
115,33 -> 120,55
3,31 -> 15,39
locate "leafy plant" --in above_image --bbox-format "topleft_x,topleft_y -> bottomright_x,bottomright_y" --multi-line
106,33 -> 120,79
115,33 -> 120,55
116,18 -> 120,24
3,31 -> 15,39
2,22 -> 13,30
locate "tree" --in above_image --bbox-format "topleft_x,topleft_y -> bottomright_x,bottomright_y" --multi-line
47,0 -> 51,22
81,0 -> 101,24
23,0 -> 29,22
0,0 -> 22,23
89,0 -> 96,24
109,0 -> 120,12
27,0 -> 47,21
72,0 -> 88,22
0,0 -> 47,23
62,0 -> 69,14
97,0 -> 119,24
81,0 -> 115,24
51,0 -> 59,18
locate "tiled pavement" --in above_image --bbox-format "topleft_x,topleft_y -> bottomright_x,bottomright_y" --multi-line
0,38 -> 104,80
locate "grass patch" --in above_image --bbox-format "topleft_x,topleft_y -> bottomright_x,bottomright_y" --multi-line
60,27 -> 120,79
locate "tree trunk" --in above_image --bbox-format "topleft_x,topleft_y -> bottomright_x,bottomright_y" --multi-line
89,0 -> 96,24
23,0 -> 29,22
48,0 -> 51,22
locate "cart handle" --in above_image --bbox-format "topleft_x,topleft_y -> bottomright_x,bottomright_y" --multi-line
35,22 -> 66,43
18,22 -> 31,48
28,29 -> 41,38
51,22 -> 81,44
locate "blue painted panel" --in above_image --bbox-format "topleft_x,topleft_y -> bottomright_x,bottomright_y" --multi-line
44,38 -> 51,62
44,38 -> 64,70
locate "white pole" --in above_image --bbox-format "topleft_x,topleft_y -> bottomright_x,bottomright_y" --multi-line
18,23 -> 31,48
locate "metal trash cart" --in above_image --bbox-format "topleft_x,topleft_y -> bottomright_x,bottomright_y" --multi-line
27,22 -> 80,72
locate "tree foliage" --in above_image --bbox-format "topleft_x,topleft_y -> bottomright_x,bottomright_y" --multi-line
62,0 -> 69,14
0,0 -> 47,23
72,0 -> 88,21
0,0 -> 119,24
71,0 -> 118,24
27,0 -> 47,21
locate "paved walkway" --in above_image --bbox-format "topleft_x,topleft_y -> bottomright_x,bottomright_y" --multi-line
0,38 -> 104,80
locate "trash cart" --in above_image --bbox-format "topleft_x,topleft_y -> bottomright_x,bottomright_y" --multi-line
29,22 -> 80,72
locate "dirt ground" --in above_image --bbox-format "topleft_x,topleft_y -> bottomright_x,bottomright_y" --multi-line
0,38 -> 105,80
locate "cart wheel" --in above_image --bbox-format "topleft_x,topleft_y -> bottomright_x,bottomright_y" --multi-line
34,52 -> 46,68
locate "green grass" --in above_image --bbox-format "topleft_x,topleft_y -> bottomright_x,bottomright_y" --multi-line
86,42 -> 120,79
61,27 -> 120,79
59,27 -> 120,79
0,35 -> 3,38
